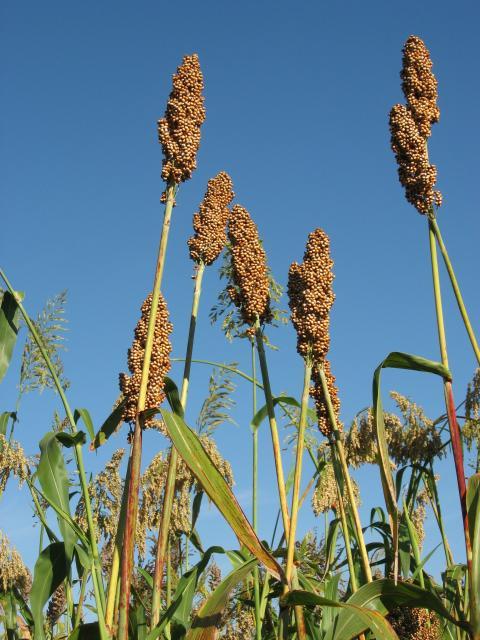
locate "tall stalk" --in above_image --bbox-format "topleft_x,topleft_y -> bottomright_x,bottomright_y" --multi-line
316,364 -> 372,583
254,324 -> 290,537
251,341 -> 262,640
118,181 -> 176,640
285,358 -> 312,585
0,268 -> 108,640
150,261 -> 205,627
427,215 -> 474,612
430,217 -> 480,367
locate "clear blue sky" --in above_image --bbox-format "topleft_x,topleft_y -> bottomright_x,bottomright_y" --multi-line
1,0 -> 479,577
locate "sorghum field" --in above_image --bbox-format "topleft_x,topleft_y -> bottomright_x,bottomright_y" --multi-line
1,11 -> 480,640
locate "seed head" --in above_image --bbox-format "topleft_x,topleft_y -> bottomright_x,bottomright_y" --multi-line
227,205 -> 272,328
119,293 -> 173,429
311,460 -> 360,516
310,360 -> 341,437
401,36 -> 440,138
0,530 -> 31,597
389,104 -> 442,214
0,435 -> 30,493
47,584 -> 66,626
158,54 -> 206,188
288,229 -> 335,361
188,172 -> 235,265
388,606 -> 439,640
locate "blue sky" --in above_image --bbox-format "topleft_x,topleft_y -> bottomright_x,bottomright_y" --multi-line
1,0 -> 480,578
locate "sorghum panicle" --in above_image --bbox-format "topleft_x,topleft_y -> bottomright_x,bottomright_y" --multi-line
227,205 -> 272,328
47,585 -> 67,626
188,172 -> 235,265
158,54 -> 206,191
310,359 -> 342,437
119,293 -> 173,428
389,104 -> 442,214
401,36 -> 440,138
0,531 -> 31,597
288,228 -> 335,362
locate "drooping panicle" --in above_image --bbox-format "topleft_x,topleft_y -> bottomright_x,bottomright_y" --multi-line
310,359 -> 342,437
188,172 -> 235,265
119,293 -> 173,428
227,205 -> 271,327
401,36 -> 440,138
158,54 -> 206,188
389,104 -> 442,214
287,228 -> 335,362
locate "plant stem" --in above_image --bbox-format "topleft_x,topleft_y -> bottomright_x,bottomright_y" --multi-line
118,181 -> 176,640
285,359 -> 312,585
150,261 -> 205,628
0,268 -> 108,640
254,324 -> 290,537
105,456 -> 131,631
251,341 -> 262,640
316,364 -> 372,583
427,217 -> 475,618
330,445 -> 358,592
430,217 -> 480,366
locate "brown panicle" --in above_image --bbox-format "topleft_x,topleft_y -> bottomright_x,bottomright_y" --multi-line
401,35 -> 440,138
389,104 -> 442,214
227,205 -> 271,328
188,172 -> 234,265
287,228 -> 335,362
158,54 -> 206,190
310,359 -> 342,437
119,293 -> 173,428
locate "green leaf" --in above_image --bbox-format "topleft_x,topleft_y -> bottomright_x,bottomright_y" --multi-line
37,432 -> 77,557
161,407 -> 284,582
30,542 -> 69,640
69,622 -> 100,640
164,376 -> 184,418
186,558 -> 257,639
250,395 -> 316,433
56,431 -> 87,448
0,411 -> 13,437
332,578 -> 470,637
90,399 -> 126,451
74,409 -> 95,442
284,589 -> 399,640
372,352 -> 451,574
467,473 -> 480,634
0,291 -> 23,383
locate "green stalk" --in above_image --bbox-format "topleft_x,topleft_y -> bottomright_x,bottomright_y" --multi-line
330,446 -> 358,592
0,268 -> 108,640
316,364 -> 372,583
118,181 -> 176,640
150,261 -> 205,628
427,216 -> 475,626
251,341 -> 261,640
105,456 -> 131,631
430,217 -> 480,366
254,324 -> 290,537
254,324 -> 306,639
285,358 -> 312,585
74,571 -> 88,628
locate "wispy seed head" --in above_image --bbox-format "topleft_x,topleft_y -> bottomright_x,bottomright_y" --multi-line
188,172 -> 235,265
